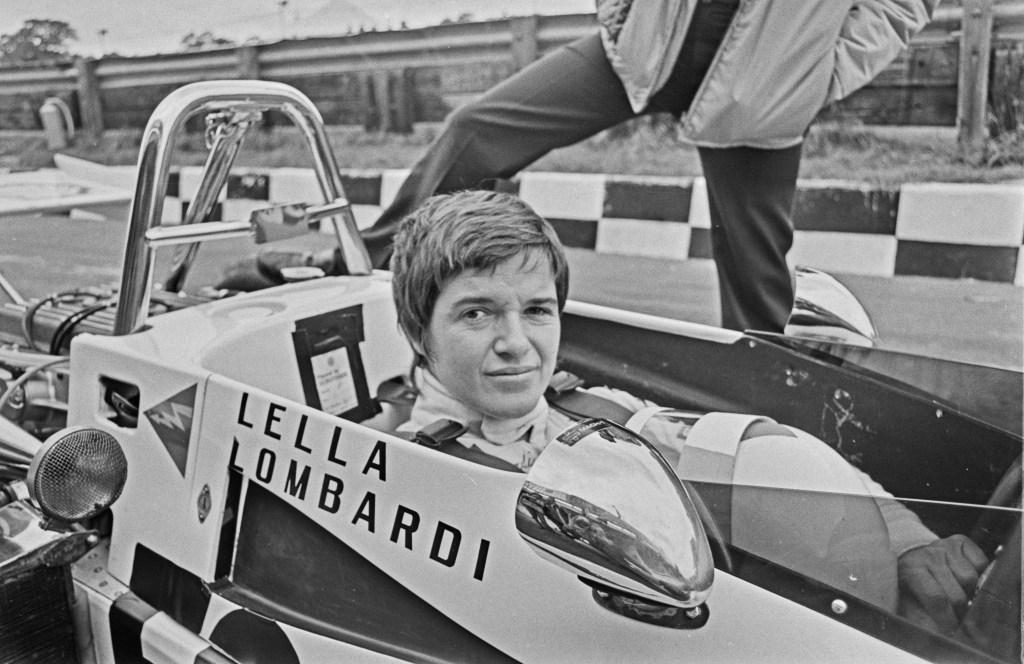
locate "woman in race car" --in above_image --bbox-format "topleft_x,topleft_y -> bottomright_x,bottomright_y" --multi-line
387,189 -> 988,636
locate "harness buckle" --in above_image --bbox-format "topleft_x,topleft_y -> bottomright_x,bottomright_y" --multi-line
413,419 -> 467,448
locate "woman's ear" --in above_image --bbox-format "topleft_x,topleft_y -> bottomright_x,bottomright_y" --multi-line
409,338 -> 430,369
399,323 -> 426,360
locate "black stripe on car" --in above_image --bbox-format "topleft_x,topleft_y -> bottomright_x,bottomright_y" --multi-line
110,592 -> 158,664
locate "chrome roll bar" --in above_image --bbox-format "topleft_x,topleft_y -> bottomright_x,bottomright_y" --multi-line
113,80 -> 372,336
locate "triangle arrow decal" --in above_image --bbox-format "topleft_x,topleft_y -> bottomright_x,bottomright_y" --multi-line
144,384 -> 198,476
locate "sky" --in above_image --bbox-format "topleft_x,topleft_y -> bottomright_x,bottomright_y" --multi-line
2,0 -> 596,57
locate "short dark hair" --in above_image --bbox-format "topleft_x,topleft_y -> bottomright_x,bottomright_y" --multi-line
390,190 -> 569,361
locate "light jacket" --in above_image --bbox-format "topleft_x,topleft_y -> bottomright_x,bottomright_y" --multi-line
598,0 -> 938,148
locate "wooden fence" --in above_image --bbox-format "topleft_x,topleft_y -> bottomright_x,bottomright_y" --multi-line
0,2 -> 1021,148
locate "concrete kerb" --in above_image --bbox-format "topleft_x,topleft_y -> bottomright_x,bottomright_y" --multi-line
166,166 -> 1024,286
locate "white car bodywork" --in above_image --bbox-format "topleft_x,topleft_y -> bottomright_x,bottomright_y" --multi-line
67,274 -> 925,663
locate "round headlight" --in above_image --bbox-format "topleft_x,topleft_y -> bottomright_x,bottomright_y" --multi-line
27,426 -> 128,523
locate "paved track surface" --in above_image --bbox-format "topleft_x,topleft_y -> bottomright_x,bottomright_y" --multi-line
566,249 -> 1023,371
2,213 -> 1021,370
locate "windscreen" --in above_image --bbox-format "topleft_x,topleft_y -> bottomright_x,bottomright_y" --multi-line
632,407 -> 1020,663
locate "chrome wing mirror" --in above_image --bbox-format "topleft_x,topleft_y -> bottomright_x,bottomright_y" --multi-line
784,265 -> 878,347
516,418 -> 714,627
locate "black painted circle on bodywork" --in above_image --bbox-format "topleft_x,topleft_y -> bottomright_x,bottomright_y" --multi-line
210,609 -> 300,664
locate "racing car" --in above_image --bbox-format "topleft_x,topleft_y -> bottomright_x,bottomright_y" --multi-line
0,80 -> 1019,664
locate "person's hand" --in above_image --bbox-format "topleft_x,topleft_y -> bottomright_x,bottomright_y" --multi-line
897,534 -> 989,633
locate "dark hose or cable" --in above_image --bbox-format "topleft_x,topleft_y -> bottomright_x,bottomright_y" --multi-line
22,290 -> 96,351
48,303 -> 113,356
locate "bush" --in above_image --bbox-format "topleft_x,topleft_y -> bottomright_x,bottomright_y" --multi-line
988,43 -> 1023,139
802,117 -> 879,156
981,43 -> 1023,166
980,127 -> 1024,167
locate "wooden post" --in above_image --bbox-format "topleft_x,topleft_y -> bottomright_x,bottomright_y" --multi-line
360,72 -> 379,131
510,15 -> 539,71
374,70 -> 389,133
236,45 -> 261,80
957,0 -> 993,157
389,68 -> 415,134
75,57 -> 104,139
363,69 -> 416,134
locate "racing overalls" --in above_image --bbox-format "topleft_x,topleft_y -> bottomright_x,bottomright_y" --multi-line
396,367 -> 941,611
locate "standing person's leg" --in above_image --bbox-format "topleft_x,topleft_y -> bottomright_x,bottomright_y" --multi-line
697,144 -> 803,333
362,33 -> 637,267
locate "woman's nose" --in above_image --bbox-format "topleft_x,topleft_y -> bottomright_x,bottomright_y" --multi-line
494,315 -> 531,356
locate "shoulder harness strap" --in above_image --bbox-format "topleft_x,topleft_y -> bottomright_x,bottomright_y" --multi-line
399,371 -> 636,472
400,419 -> 523,473
544,371 -> 634,426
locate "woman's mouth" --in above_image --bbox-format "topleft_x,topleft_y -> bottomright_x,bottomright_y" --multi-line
487,366 -> 535,378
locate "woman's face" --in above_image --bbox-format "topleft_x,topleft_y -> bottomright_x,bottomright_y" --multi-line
419,251 -> 560,420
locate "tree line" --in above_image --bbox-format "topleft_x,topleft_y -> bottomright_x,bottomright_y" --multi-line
0,15 -> 482,64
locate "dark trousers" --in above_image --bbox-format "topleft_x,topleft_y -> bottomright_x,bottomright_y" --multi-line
363,7 -> 800,333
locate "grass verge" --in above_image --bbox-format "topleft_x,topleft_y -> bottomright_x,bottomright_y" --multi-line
3,118 -> 1022,187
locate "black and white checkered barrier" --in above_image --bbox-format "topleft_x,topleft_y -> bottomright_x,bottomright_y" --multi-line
165,168 -> 1024,285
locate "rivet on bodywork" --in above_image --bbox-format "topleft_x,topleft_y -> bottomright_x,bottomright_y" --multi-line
831,599 -> 848,615
935,409 -> 943,418
197,484 -> 212,523
785,367 -> 808,387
